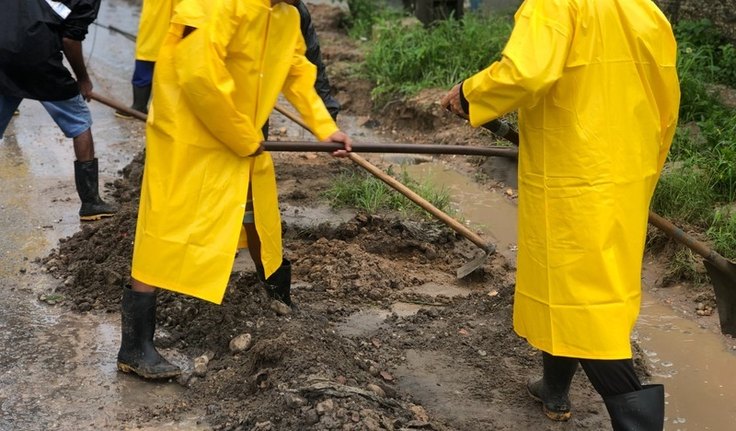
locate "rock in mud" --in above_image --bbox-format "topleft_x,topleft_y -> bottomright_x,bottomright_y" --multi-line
269,300 -> 291,316
366,383 -> 385,397
229,333 -> 252,353
285,393 -> 307,409
193,354 -> 210,377
315,398 -> 335,415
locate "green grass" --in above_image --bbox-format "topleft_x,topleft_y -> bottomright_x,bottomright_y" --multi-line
364,13 -> 512,103
650,19 -> 736,274
341,0 -> 403,40
324,166 -> 454,218
674,19 -> 736,88
707,206 -> 736,259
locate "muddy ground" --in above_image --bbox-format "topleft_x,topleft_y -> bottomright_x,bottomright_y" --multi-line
36,4 -> 720,431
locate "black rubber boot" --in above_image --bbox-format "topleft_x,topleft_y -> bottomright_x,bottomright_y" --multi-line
603,384 -> 665,431
117,287 -> 181,380
527,353 -> 579,421
115,84 -> 151,118
74,158 -> 117,221
131,84 -> 151,114
261,258 -> 294,307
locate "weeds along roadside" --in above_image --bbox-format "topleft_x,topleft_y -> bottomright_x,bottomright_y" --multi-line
653,19 -> 736,270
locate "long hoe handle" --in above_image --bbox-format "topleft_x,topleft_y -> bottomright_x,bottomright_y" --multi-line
89,92 -> 147,121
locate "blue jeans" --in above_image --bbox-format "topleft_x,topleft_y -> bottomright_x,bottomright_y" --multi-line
132,60 -> 155,87
0,94 -> 93,139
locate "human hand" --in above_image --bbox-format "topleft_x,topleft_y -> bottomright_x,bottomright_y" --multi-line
324,130 -> 352,157
249,142 -> 265,157
78,78 -> 93,101
440,83 -> 468,119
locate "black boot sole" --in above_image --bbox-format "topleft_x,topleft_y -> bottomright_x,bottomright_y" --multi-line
117,361 -> 181,380
80,212 -> 115,221
527,381 -> 572,421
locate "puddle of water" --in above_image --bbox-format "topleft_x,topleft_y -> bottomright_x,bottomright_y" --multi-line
398,161 -> 518,262
0,285 -> 203,430
636,293 -> 736,430
408,281 -> 470,298
391,301 -> 429,317
335,308 -> 391,337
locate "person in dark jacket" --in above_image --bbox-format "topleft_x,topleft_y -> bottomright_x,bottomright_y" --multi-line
0,0 -> 116,221
244,0 -> 341,308
298,0 -> 341,121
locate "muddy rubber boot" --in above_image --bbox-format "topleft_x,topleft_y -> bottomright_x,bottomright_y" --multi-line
117,287 -> 181,380
261,258 -> 295,308
115,84 -> 151,118
74,158 -> 117,221
527,353 -> 579,421
602,384 -> 665,431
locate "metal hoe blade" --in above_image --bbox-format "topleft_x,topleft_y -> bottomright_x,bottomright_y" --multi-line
456,244 -> 496,279
704,260 -> 736,336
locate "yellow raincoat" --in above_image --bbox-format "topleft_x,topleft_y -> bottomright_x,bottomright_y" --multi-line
131,0 -> 338,304
462,0 -> 680,359
135,0 -> 178,61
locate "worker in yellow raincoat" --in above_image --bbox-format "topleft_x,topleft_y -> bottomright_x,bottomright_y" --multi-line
243,0 -> 342,309
442,0 -> 679,429
116,0 -> 180,117
116,0 -> 352,380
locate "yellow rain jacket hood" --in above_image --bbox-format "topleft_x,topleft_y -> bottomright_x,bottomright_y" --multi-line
132,0 -> 338,304
135,0 -> 179,61
462,0 -> 680,359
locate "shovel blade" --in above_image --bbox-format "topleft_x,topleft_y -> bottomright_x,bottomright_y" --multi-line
704,259 -> 736,336
456,245 -> 496,279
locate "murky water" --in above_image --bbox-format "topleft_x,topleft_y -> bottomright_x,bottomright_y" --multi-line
637,294 -> 736,430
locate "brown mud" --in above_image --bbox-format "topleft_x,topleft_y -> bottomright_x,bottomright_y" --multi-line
35,4 -> 717,430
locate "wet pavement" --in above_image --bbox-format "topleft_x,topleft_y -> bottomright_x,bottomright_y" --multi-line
0,1 -> 203,430
2,0 -> 736,430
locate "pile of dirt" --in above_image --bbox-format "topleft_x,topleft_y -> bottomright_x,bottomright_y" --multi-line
36,4 -> 648,430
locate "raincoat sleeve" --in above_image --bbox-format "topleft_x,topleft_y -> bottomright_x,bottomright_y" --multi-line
461,0 -> 574,126
282,33 -> 339,141
172,0 -> 262,157
135,0 -> 176,61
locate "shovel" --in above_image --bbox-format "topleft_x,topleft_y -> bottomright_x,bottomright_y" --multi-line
88,92 -> 496,277
486,118 -> 736,336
